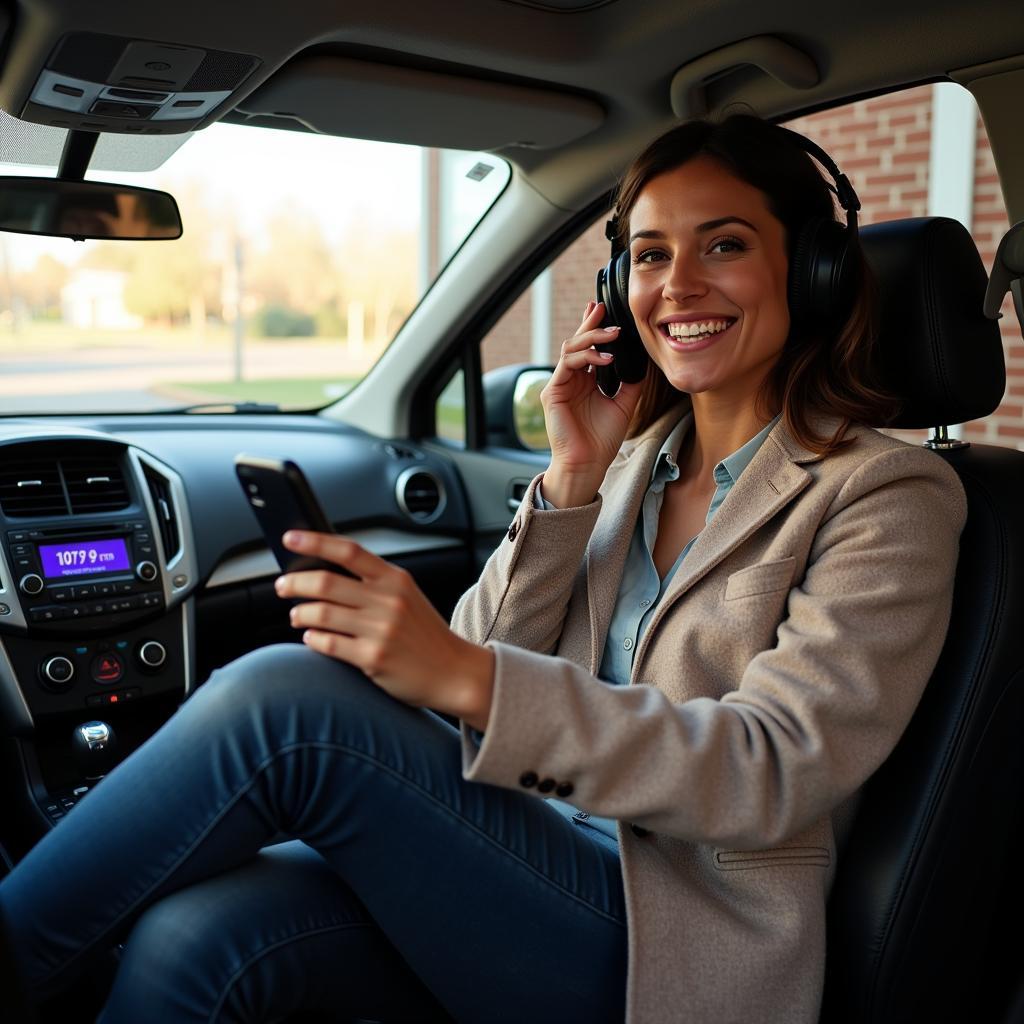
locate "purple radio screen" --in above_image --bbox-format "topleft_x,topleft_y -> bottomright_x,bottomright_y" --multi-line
39,538 -> 131,578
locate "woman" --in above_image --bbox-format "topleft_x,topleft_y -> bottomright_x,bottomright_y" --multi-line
0,115 -> 966,1024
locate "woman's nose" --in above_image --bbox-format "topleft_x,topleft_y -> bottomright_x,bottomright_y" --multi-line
662,251 -> 708,303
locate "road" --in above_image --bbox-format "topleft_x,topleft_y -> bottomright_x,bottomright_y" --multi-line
0,338 -> 376,413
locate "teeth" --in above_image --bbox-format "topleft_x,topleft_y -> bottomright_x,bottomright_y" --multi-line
665,319 -> 732,339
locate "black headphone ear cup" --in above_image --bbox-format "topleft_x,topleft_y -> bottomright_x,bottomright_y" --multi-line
606,250 -> 648,384
789,218 -> 856,325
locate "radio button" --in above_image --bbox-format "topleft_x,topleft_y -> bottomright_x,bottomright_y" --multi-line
30,607 -> 65,623
141,593 -> 162,609
72,584 -> 95,599
91,653 -> 124,685
10,543 -> 31,557
52,589 -> 71,602
117,582 -> 135,594
96,583 -> 114,597
66,606 -> 84,619
20,574 -> 45,596
15,557 -> 36,573
8,531 -> 28,542
136,561 -> 158,583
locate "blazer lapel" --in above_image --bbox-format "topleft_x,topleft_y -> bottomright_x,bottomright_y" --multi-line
585,402 -> 693,674
628,411 -> 840,680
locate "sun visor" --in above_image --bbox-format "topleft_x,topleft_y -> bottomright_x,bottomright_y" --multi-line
234,55 -> 604,151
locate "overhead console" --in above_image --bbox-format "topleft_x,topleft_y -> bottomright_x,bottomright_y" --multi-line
6,30 -> 260,135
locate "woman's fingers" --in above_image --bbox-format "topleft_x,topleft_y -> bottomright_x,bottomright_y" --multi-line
281,531 -> 381,580
275,568 -> 364,606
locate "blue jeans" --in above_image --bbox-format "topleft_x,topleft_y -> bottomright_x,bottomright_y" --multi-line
0,645 -> 628,1023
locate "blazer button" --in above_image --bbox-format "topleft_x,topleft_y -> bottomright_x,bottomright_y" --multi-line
507,518 -> 520,542
555,781 -> 574,798
630,824 -> 650,838
519,771 -> 539,788
537,777 -> 556,793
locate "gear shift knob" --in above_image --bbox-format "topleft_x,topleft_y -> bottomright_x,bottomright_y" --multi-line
71,721 -> 118,780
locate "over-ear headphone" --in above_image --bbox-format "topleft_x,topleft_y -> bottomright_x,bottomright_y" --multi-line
593,125 -> 862,397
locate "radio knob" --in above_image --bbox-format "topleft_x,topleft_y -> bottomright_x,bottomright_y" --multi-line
135,561 -> 158,583
40,656 -> 75,692
19,573 -> 44,596
137,640 -> 167,669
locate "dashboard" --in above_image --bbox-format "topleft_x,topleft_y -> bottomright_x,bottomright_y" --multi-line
0,414 -> 476,856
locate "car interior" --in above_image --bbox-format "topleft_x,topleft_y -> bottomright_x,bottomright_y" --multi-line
0,0 -> 1022,1021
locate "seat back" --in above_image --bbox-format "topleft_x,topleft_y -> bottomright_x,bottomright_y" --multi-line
822,218 -> 1024,1022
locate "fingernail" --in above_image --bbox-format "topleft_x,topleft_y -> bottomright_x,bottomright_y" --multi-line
603,326 -> 620,333
283,531 -> 305,548
599,351 -> 615,358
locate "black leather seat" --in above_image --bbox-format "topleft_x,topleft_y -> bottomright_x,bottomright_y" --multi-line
821,217 -> 1024,1022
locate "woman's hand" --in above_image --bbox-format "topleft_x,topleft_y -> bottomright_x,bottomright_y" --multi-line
540,301 -> 644,507
274,531 -> 495,730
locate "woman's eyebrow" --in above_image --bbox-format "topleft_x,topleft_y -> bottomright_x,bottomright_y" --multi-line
628,216 -> 759,245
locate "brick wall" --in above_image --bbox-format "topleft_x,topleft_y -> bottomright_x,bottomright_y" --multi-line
482,85 -> 1020,449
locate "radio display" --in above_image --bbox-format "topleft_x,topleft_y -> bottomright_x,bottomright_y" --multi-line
38,538 -> 132,579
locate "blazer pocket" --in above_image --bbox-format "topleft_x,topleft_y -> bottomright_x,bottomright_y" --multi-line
724,556 -> 797,601
714,845 -> 831,871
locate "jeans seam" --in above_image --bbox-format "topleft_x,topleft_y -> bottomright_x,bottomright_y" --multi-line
209,919 -> 377,1023
41,737 -> 623,988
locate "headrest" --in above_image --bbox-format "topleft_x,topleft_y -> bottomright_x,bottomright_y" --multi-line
859,217 -> 1005,429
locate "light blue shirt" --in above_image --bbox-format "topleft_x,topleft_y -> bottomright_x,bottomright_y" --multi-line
544,411 -> 781,840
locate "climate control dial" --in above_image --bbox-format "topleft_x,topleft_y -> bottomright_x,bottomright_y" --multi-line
137,640 -> 167,669
39,655 -> 75,692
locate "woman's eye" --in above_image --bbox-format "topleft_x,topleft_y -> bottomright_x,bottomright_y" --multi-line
709,236 -> 746,255
632,248 -> 667,265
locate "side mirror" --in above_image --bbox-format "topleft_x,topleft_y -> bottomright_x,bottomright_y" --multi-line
0,177 -> 182,241
482,364 -> 553,451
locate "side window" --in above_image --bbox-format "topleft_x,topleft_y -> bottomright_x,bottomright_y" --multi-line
433,212 -> 612,450
786,84 -> 1018,449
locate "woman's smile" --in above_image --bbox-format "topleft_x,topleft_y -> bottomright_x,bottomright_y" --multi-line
659,315 -> 738,352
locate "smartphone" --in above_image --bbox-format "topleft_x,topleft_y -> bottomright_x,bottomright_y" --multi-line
594,254 -> 649,397
234,455 -> 357,577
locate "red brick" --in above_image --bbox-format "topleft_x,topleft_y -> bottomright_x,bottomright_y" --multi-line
996,424 -> 1024,438
891,150 -> 930,165
866,173 -> 919,186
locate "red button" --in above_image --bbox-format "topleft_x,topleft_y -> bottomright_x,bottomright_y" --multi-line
90,653 -> 124,685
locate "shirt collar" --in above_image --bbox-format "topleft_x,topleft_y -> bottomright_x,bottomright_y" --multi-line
652,410 -> 782,487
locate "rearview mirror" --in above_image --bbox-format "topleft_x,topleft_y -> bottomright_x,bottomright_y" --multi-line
0,177 -> 182,240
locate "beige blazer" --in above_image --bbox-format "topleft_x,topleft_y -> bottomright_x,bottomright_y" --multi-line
450,398 -> 967,1023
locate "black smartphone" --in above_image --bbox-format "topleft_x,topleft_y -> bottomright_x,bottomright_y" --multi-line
234,455 -> 357,577
594,254 -> 649,397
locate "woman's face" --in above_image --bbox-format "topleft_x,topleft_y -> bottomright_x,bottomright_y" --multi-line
626,155 -> 791,407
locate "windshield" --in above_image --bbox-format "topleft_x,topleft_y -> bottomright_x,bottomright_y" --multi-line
0,120 -> 509,414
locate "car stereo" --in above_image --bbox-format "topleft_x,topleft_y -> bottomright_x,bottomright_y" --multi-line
5,520 -> 164,629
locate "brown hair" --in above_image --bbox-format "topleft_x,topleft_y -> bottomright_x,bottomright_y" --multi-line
613,114 -> 901,455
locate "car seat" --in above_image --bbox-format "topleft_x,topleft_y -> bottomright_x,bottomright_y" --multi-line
821,217 -> 1024,1023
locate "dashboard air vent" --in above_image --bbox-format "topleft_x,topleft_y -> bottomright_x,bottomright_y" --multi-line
395,468 -> 446,524
0,459 -> 66,516
143,467 -> 180,561
63,456 -> 130,513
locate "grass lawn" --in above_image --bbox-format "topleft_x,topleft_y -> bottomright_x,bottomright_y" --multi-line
163,377 -> 356,408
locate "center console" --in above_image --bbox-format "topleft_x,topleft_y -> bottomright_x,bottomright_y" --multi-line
0,430 -> 198,839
